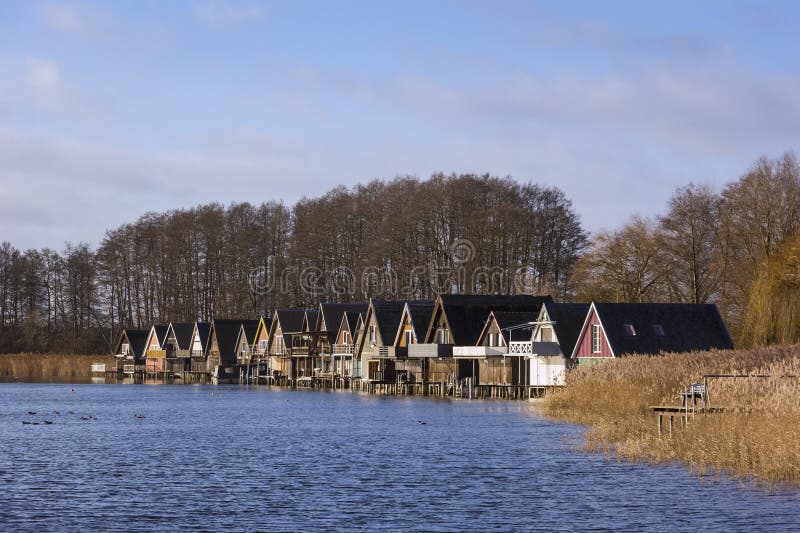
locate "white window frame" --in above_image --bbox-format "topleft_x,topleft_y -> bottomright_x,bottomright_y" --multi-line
591,324 -> 602,354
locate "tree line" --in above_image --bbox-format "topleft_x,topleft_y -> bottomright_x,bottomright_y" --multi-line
570,151 -> 800,343
0,174 -> 585,354
2,155 -> 798,355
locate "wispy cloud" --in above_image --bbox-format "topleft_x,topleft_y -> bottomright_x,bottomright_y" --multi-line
39,2 -> 83,33
193,1 -> 263,27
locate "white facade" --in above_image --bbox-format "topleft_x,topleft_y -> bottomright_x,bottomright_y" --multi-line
527,307 -> 567,387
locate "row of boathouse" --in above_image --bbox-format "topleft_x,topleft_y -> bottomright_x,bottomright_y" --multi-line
113,294 -> 734,398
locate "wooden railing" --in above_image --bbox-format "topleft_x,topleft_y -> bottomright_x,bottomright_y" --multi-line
332,344 -> 355,355
509,342 -> 532,354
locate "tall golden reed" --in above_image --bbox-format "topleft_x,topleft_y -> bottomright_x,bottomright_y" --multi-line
543,345 -> 800,485
0,353 -> 115,379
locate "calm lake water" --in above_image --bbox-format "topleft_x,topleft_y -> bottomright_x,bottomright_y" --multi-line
0,384 -> 798,531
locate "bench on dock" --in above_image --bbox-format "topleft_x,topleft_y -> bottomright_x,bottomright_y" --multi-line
679,383 -> 707,410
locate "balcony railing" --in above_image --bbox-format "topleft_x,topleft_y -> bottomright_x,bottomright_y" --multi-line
509,342 -> 533,355
407,344 -> 453,358
452,346 -> 507,358
332,344 -> 355,355
146,349 -> 167,359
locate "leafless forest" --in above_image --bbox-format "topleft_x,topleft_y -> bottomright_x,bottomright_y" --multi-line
1,154 -> 798,354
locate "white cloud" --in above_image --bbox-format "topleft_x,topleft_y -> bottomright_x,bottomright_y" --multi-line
24,57 -> 61,91
193,1 -> 263,27
39,2 -> 83,33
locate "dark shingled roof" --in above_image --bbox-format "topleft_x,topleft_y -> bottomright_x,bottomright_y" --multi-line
372,300 -> 406,346
342,311 -> 362,338
169,323 -> 195,350
194,322 -> 212,354
320,303 -> 369,343
153,325 -> 169,346
213,319 -> 259,364
593,303 -> 734,356
542,302 -> 591,357
406,301 -> 435,343
435,294 -> 553,346
303,310 -> 320,332
241,320 -> 259,345
273,309 -> 307,347
492,311 -> 539,343
119,329 -> 148,359
275,309 -> 305,333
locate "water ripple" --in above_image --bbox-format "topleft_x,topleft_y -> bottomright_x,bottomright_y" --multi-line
0,384 -> 798,532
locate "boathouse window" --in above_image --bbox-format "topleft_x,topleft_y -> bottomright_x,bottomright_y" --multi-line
369,325 -> 376,344
404,330 -> 413,346
343,331 -> 351,344
541,327 -> 553,342
623,324 -> 636,336
121,343 -> 129,355
438,329 -> 450,344
591,325 -> 602,353
652,324 -> 665,337
258,339 -> 267,351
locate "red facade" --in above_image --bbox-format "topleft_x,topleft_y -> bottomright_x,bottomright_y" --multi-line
574,308 -> 613,358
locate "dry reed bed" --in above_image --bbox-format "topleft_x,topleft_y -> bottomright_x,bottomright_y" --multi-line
0,353 -> 115,378
543,345 -> 800,485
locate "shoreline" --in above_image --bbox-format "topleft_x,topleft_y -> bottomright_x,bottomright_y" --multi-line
542,344 -> 800,487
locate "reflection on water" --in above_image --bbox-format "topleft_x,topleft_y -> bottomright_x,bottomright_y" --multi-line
0,383 -> 798,531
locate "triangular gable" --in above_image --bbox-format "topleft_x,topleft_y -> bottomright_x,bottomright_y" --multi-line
531,305 -> 559,345
234,323 -> 252,360
335,312 -> 354,345
393,304 -> 412,347
144,326 -> 162,352
423,296 -> 453,344
356,300 -> 377,356
254,316 -> 270,344
267,310 -> 282,353
476,311 -> 502,346
571,302 -> 614,359
190,322 -> 212,357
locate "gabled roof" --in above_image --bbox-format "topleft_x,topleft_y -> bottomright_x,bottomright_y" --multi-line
234,320 -> 261,358
426,294 -> 553,346
145,325 -> 169,351
253,316 -> 272,343
241,320 -> 259,345
212,319 -> 259,362
407,301 -> 435,343
342,311 -> 361,338
371,300 -> 406,346
354,313 -> 365,333
302,310 -> 320,333
319,303 -> 369,344
480,311 -> 539,344
167,322 -> 195,350
270,309 -> 307,349
574,302 -> 734,357
273,309 -> 305,334
116,328 -> 148,358
192,322 -> 212,355
539,302 -> 591,356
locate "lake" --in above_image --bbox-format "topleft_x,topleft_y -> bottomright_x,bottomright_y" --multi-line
0,383 -> 798,531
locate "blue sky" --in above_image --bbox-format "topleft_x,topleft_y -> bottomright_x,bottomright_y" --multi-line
1,1 -> 799,249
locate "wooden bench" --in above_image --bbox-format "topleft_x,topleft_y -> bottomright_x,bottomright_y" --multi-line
680,382 -> 707,410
